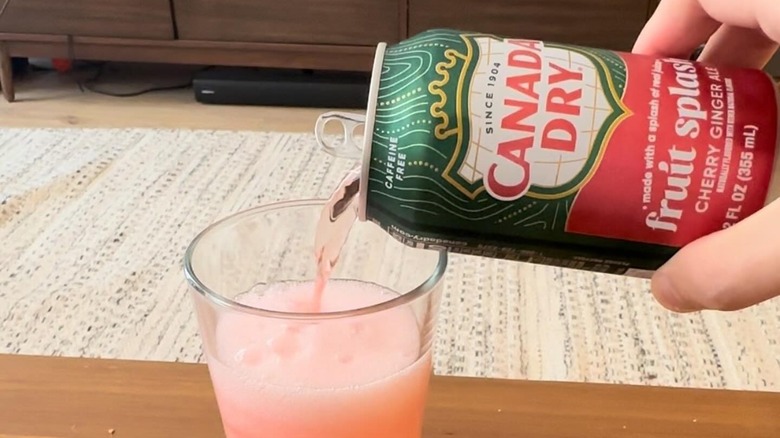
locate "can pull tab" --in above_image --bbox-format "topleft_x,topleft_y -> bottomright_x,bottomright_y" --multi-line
315,111 -> 366,160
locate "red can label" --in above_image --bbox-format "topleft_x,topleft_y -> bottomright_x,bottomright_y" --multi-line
565,54 -> 776,245
365,29 -> 778,272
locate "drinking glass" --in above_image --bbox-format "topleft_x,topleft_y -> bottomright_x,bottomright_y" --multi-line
183,199 -> 447,438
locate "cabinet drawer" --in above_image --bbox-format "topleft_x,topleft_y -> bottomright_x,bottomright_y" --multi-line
0,0 -> 174,40
174,0 -> 402,46
409,0 -> 649,51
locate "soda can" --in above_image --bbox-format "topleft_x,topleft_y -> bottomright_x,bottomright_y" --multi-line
315,28 -> 780,276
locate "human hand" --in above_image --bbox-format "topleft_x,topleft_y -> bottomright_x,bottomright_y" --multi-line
634,0 -> 779,69
633,0 -> 780,312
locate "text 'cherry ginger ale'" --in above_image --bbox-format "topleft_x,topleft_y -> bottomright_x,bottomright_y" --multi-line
315,28 -> 780,277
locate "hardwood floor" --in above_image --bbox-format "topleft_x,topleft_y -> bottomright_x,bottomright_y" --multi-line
0,63 -> 331,132
3,61 -> 778,134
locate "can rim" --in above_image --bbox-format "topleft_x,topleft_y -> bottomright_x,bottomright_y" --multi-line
358,42 -> 387,222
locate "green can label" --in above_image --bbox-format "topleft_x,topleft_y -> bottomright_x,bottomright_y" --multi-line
363,29 -> 777,273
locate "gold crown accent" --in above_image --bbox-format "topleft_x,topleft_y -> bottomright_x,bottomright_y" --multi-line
427,48 -> 468,141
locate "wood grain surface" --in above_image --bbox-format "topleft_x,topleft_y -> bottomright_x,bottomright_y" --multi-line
173,0 -> 402,45
408,0 -> 649,51
0,0 -> 174,40
1,33 -> 376,73
0,42 -> 12,102
0,354 -> 777,438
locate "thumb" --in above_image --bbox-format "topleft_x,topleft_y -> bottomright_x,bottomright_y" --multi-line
651,198 -> 780,312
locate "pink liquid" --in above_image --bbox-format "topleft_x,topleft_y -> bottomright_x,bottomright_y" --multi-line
207,280 -> 432,438
312,166 -> 361,311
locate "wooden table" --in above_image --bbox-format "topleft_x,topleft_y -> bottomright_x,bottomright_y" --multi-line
0,354 -> 777,437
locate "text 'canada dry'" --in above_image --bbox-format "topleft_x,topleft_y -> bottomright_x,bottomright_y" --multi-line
327,29 -> 780,276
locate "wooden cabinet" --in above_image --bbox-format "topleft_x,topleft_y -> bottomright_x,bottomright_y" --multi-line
0,0 -> 174,40
173,0 -> 403,46
1,0 -> 657,102
409,0 -> 649,51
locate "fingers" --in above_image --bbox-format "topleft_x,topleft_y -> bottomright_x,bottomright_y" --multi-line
651,199 -> 780,312
698,0 -> 760,29
638,0 -> 780,312
633,0 -> 721,59
755,0 -> 780,43
698,25 -> 779,69
633,0 -> 779,67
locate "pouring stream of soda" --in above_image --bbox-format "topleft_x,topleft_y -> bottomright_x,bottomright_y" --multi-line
312,166 -> 362,312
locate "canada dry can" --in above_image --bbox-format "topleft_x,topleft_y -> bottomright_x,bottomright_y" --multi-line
315,28 -> 780,276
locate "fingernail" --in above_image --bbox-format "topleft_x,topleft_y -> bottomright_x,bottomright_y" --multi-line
651,270 -> 696,313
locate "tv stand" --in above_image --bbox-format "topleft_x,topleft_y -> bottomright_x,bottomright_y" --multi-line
0,0 -> 656,103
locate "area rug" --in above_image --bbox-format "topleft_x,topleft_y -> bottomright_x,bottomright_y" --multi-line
1,127 -> 778,392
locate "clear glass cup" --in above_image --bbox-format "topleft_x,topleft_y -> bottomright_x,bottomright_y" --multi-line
183,199 -> 447,438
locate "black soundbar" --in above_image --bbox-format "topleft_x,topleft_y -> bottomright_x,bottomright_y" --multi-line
193,67 -> 371,109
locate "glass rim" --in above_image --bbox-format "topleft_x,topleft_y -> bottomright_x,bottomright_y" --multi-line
183,198 -> 448,320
